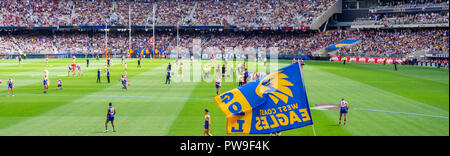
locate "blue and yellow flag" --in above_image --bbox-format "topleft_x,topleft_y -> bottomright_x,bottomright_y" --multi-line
326,39 -> 360,50
214,63 -> 313,134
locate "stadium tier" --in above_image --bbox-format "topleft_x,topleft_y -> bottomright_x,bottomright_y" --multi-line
1,28 -> 448,59
0,0 -> 337,27
336,29 -> 448,57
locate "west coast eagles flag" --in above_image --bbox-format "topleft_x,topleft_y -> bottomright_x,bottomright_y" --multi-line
214,63 -> 313,134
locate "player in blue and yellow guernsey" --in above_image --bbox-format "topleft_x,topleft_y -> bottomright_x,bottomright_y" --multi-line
215,78 -> 221,95
165,70 -> 171,84
203,109 -> 212,136
42,76 -> 49,94
105,102 -> 116,133
120,75 -> 128,92
56,79 -> 63,90
339,98 -> 349,126
7,77 -> 15,96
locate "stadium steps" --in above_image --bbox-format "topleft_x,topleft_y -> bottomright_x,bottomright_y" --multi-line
223,15 -> 235,26
69,0 -> 76,25
309,0 -> 343,30
112,1 -> 117,9
259,7 -> 272,26
146,2 -> 154,25
183,1 -> 198,25
153,2 -> 160,25
51,34 -> 59,54
9,35 -> 24,54
293,14 -> 306,26
235,36 -> 245,47
109,1 -> 120,25
57,0 -> 72,26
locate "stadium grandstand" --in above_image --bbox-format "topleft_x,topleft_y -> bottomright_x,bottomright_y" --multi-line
0,0 -> 449,138
0,0 -> 448,65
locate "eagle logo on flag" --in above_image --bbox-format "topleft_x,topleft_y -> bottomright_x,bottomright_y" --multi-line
255,70 -> 294,104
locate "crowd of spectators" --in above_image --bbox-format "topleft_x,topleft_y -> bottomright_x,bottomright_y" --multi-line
0,34 -> 20,53
353,0 -> 449,27
192,0 -> 233,26
192,0 -> 336,27
337,29 -> 449,57
114,0 -> 154,26
354,11 -> 449,26
0,0 -> 71,26
376,0 -> 448,8
1,0 -> 336,27
156,1 -> 194,26
10,31 -> 57,54
388,12 -> 449,25
2,28 -> 447,58
2,0 -> 448,27
54,31 -> 91,53
265,0 -> 335,27
1,0 -> 448,60
73,0 -> 112,26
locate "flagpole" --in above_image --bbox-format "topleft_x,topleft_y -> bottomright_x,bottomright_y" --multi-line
312,125 -> 317,136
152,5 -> 155,60
105,21 -> 108,58
128,3 -> 132,59
298,61 -> 316,136
176,22 -> 179,64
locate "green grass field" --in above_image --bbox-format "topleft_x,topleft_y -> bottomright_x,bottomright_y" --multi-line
0,58 -> 448,136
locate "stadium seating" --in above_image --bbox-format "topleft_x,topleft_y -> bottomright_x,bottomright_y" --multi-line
1,28 -> 447,58
0,0 -> 337,27
374,0 -> 448,9
0,0 -> 448,58
352,0 -> 449,28
337,29 -> 449,58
